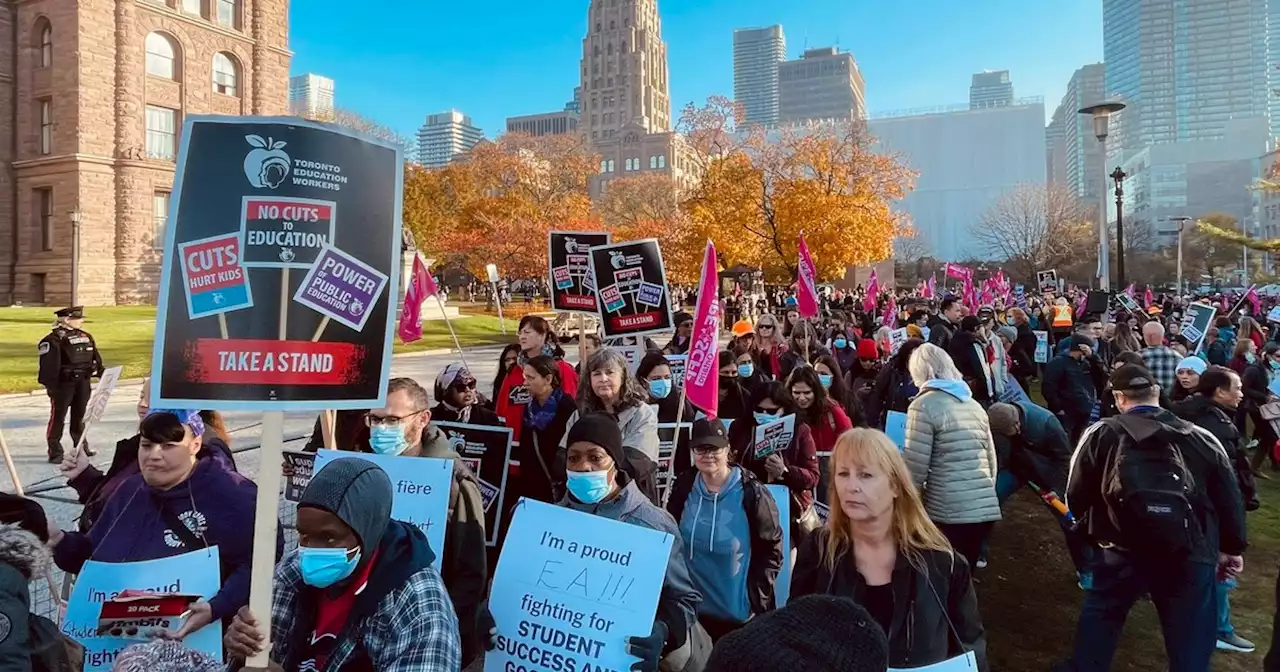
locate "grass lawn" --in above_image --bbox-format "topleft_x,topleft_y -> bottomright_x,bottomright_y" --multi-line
0,306 -> 515,394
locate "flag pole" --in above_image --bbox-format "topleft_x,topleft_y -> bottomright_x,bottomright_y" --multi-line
435,292 -> 471,373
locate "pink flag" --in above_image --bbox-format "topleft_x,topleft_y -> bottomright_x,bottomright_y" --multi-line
863,269 -> 880,313
945,263 -> 972,281
925,276 -> 936,299
685,240 -> 721,418
795,236 -> 821,319
882,296 -> 897,328
1124,283 -> 1135,298
1246,286 -> 1261,315
1143,286 -> 1154,309
398,254 -> 433,343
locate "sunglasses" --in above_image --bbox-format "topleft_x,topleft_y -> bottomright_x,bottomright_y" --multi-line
758,325 -> 775,331
754,406 -> 780,414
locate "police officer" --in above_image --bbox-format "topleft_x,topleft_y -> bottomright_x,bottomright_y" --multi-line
38,306 -> 104,463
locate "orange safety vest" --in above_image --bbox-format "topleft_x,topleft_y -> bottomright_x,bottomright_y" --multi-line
1051,305 -> 1073,328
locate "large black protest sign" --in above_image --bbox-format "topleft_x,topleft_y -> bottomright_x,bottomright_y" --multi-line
151,116 -> 403,411
434,421 -> 513,546
587,239 -> 674,339
548,231 -> 611,313
1180,302 -> 1218,353
1037,270 -> 1059,293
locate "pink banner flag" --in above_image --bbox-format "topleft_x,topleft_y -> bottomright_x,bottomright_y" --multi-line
685,240 -> 721,418
1246,286 -> 1261,315
398,254 -> 433,344
882,295 -> 897,328
925,276 -> 936,299
1143,286 -> 1154,309
1124,283 -> 1135,298
795,236 -> 821,319
863,269 -> 880,313
945,263 -> 972,281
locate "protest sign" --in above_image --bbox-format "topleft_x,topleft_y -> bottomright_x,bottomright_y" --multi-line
666,354 -> 687,388
765,485 -> 791,607
1033,330 -> 1049,364
73,366 -> 124,457
313,452 -> 451,569
1115,291 -> 1141,315
588,239 -> 674,339
1268,305 -> 1280,324
282,450 -> 315,502
655,422 -> 692,500
1180,302 -> 1218,353
885,411 -> 908,451
178,232 -> 253,321
486,499 -> 673,672
1014,284 -> 1027,308
151,116 -> 403,411
1037,270 -> 1058,293
63,548 -> 222,671
754,414 -> 796,459
889,328 -> 908,356
434,421 -> 514,546
549,231 -> 612,313
293,243 -> 389,334
890,651 -> 978,672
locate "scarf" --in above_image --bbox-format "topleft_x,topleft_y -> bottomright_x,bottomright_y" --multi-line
440,399 -> 471,424
525,388 -> 567,432
518,342 -> 559,367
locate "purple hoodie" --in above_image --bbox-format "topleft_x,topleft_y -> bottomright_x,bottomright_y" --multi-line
53,453 -> 262,620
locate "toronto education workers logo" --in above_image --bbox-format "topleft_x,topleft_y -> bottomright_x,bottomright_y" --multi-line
243,134 -> 348,192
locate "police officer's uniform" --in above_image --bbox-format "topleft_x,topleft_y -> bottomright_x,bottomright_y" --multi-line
38,306 -> 103,463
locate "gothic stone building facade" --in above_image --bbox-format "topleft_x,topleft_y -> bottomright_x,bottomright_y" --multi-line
0,0 -> 290,306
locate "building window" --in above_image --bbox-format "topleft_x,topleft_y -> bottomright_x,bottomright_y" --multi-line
182,0 -> 203,16
145,32 -> 178,79
658,155 -> 666,169
38,21 -> 52,68
649,156 -> 656,169
35,188 -> 53,251
606,159 -> 615,172
38,99 -> 51,155
145,105 -> 177,160
600,160 -> 607,173
212,52 -> 238,95
215,0 -> 236,27
153,192 -> 170,249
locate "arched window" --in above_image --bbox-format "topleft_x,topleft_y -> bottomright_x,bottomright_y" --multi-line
36,20 -> 52,67
145,32 -> 178,79
212,52 -> 238,95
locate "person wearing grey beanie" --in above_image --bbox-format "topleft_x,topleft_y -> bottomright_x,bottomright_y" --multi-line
224,458 -> 461,671
705,595 -> 889,672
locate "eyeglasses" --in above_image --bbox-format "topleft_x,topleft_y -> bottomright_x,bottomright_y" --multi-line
753,406 -> 780,414
758,325 -> 775,331
451,381 -> 478,391
693,444 -> 726,454
364,409 -> 425,427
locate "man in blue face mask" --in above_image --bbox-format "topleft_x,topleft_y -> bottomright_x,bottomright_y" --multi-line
224,458 -> 461,670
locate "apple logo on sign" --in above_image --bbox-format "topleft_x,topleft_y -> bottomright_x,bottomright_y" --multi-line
243,135 -> 291,189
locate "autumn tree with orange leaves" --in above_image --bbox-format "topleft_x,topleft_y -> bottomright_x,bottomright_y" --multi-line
679,96 -> 915,282
403,133 -> 597,278
591,172 -> 702,283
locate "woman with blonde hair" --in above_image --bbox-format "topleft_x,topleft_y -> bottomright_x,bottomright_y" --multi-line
752,313 -> 788,379
792,428 -> 988,670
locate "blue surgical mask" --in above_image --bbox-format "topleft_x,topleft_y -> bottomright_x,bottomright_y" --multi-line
648,378 -> 672,399
566,469 -> 613,504
298,546 -> 361,588
754,411 -> 780,425
818,374 -> 833,389
369,424 -> 410,456
1247,352 -> 1258,364
833,338 -> 848,350
1271,360 -> 1280,372
738,363 -> 754,378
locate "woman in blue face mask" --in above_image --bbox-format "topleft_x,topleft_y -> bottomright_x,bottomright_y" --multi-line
638,352 -> 697,473
559,413 -> 711,670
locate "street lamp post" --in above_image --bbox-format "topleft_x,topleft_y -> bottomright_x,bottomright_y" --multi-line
1079,102 -> 1127,292
1171,215 -> 1192,296
70,208 -> 82,306
1111,166 -> 1127,289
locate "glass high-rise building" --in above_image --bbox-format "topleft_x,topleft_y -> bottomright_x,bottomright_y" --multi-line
1046,64 -> 1106,204
970,70 -> 1013,109
1103,0 -> 1271,148
733,26 -> 786,126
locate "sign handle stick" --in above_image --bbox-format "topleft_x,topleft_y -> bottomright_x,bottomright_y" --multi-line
320,410 -> 336,450
434,293 -> 471,373
218,313 -> 229,340
278,268 -> 290,341
311,316 -> 330,342
577,313 -> 587,367
492,282 -> 506,334
660,385 -> 690,509
245,410 -> 285,671
0,426 -> 23,496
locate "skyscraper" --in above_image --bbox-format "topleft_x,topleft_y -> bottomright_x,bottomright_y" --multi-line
1103,0 -> 1270,148
1046,64 -> 1106,204
733,26 -> 786,126
969,70 -> 1013,109
777,47 -> 867,125
415,111 -> 484,168
289,73 -> 335,119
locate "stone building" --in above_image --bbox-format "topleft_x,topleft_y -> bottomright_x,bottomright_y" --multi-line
0,0 -> 291,306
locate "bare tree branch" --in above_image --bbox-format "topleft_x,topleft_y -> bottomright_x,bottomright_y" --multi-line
970,183 -> 1093,281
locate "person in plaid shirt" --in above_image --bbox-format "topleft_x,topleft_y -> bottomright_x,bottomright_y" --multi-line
1140,321 -> 1181,392
225,458 -> 461,671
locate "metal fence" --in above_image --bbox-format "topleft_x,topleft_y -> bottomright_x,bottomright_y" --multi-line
26,430 -> 310,622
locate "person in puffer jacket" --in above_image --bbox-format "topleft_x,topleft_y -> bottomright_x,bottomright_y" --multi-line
667,419 -> 784,642
902,344 -> 1001,569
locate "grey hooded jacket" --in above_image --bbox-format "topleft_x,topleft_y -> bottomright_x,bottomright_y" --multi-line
904,380 -> 1002,525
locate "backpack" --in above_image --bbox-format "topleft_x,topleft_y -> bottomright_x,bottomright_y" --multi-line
1101,418 -> 1205,556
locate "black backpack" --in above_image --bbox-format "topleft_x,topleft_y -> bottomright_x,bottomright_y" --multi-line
1101,418 -> 1205,556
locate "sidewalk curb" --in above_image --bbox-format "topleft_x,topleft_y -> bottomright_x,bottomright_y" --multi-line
0,342 -> 512,400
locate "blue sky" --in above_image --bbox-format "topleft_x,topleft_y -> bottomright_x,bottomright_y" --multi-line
289,0 -> 1103,140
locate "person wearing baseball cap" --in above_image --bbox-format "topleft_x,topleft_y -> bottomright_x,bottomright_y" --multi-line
666,418 -> 784,641
1060,363 -> 1247,671
1043,335 -> 1102,444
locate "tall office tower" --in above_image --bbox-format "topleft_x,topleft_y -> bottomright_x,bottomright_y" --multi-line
416,111 -> 484,168
1047,64 -> 1107,203
733,25 -> 786,126
777,47 -> 867,124
289,73 -> 335,119
970,70 -> 1013,109
1269,0 -> 1280,140
1104,0 -> 1270,148
579,0 -> 671,144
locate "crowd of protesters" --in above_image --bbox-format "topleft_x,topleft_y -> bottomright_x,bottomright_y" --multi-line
5,280 -> 1280,671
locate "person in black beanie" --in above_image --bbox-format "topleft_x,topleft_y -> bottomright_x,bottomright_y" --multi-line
705,595 -> 889,672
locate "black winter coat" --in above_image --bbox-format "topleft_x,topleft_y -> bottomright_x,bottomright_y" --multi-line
1173,395 -> 1259,509
791,529 -> 988,671
1042,353 -> 1096,420
666,468 -> 784,617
